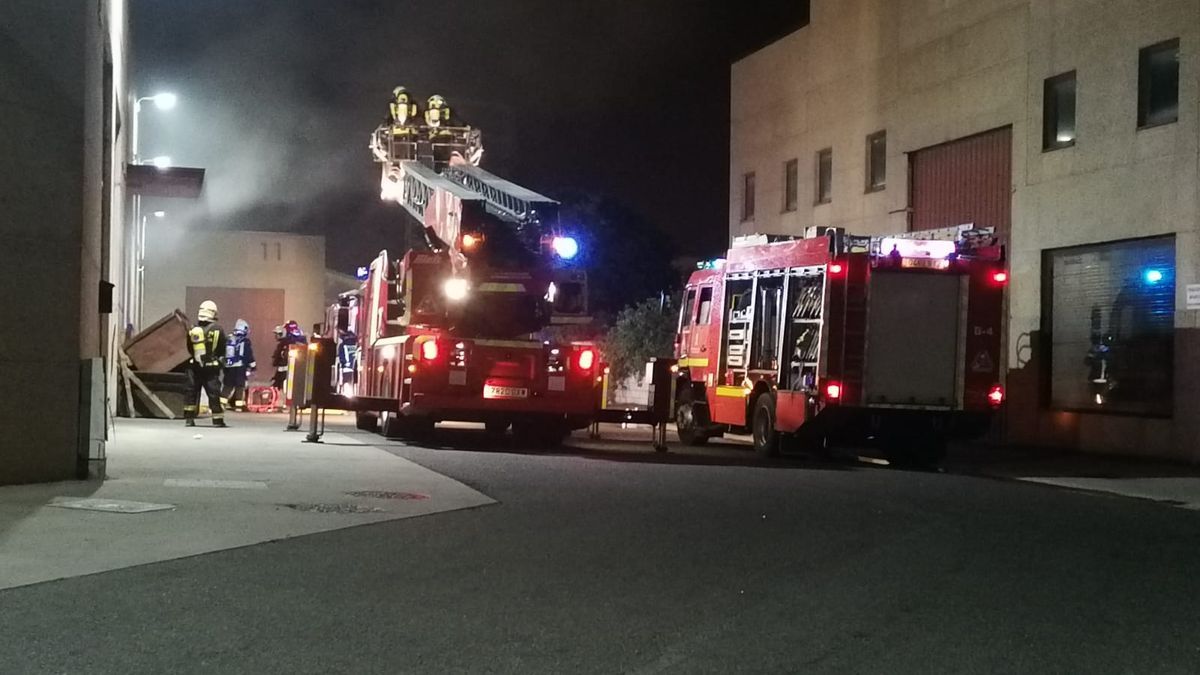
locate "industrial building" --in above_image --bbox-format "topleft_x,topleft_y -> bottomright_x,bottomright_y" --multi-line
731,0 -> 1199,460
0,1 -> 130,484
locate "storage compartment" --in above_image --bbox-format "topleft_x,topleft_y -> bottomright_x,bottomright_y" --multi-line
864,271 -> 962,407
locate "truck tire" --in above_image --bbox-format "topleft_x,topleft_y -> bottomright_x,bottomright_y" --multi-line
675,389 -> 710,446
355,411 -> 379,432
752,393 -> 780,457
484,420 -> 510,436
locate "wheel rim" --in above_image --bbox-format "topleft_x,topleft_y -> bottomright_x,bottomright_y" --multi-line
677,403 -> 694,432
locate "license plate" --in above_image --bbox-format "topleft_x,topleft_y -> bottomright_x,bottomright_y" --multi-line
484,384 -> 529,399
901,257 -> 950,270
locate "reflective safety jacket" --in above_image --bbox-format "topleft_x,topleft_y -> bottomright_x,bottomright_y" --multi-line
187,322 -> 227,369
337,335 -> 359,374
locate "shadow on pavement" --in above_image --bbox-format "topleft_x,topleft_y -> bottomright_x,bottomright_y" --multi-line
354,425 -> 856,471
944,442 -> 1200,480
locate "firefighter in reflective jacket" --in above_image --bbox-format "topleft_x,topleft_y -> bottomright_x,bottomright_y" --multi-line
389,86 -> 419,132
221,319 -> 256,411
337,329 -> 359,392
424,95 -> 452,133
270,325 -> 289,390
185,300 -> 228,427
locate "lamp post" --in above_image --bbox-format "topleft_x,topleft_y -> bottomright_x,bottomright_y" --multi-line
137,210 -> 166,327
129,92 -> 175,330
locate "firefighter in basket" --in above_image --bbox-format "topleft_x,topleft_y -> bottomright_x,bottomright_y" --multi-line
424,95 -> 453,134
388,86 -> 419,135
184,300 -> 227,428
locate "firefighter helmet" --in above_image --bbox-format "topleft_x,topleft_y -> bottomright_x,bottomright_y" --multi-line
393,86 -> 409,100
198,300 -> 218,322
274,325 -> 285,338
427,95 -> 446,109
234,319 -> 250,337
285,320 -> 303,338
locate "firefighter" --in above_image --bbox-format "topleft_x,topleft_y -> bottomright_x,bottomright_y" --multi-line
184,300 -> 227,428
221,319 -> 256,412
270,325 -> 290,391
337,329 -> 359,393
424,95 -> 452,131
389,86 -> 419,134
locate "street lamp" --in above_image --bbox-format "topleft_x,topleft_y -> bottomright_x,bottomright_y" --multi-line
132,92 -> 176,163
149,155 -> 172,169
136,210 -> 167,328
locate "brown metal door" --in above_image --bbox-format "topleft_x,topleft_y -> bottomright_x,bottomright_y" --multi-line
909,127 -> 1012,233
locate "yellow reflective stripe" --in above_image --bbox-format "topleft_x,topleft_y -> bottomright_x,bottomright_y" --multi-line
715,385 -> 750,398
679,357 -> 709,368
478,282 -> 527,292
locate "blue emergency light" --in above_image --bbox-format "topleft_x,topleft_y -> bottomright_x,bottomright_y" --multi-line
552,236 -> 580,260
1143,268 -> 1165,284
356,266 -> 370,281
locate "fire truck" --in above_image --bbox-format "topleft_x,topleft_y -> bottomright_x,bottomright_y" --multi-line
298,98 -> 597,446
673,227 -> 1006,465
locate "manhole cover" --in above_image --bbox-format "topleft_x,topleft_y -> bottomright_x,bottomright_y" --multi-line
48,497 -> 176,514
281,503 -> 385,514
345,490 -> 430,501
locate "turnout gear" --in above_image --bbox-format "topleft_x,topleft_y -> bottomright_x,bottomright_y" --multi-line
425,95 -> 452,129
337,331 -> 359,387
271,332 -> 291,390
221,319 -> 257,411
184,311 -> 227,427
389,86 -> 419,130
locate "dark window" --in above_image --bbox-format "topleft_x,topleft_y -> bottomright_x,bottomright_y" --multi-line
783,159 -> 798,212
1138,39 -> 1180,129
697,286 -> 714,324
680,288 -> 696,329
1043,235 -> 1175,417
866,131 -> 886,191
1043,71 -> 1077,151
742,172 -> 756,221
816,148 -> 832,204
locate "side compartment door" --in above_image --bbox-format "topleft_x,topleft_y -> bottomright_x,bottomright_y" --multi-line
677,287 -> 697,360
688,285 -> 715,369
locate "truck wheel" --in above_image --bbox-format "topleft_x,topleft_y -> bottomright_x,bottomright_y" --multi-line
355,411 -> 379,432
884,435 -> 945,469
675,390 -> 710,446
752,393 -> 780,457
484,420 -> 510,436
383,414 -> 434,442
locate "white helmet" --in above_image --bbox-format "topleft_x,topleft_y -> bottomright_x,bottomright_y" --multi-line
198,300 -> 218,322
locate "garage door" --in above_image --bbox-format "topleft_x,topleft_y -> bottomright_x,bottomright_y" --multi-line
909,127 -> 1012,233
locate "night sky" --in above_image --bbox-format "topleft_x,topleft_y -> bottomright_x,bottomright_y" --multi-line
133,1 -> 809,273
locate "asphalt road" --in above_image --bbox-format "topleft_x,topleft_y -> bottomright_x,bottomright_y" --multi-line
3,426 -> 1200,674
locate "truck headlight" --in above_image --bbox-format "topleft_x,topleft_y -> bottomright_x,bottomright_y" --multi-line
443,278 -> 470,301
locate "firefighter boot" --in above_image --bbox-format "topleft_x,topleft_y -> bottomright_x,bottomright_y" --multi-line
213,416 -> 228,428
185,418 -> 196,428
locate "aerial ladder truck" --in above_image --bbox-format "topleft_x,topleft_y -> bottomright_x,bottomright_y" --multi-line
293,93 -> 596,446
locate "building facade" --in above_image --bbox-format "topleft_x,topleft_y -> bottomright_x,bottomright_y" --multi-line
731,0 -> 1200,460
0,1 -> 130,484
143,227 -> 327,347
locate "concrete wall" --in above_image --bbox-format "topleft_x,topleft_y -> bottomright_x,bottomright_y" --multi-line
731,0 -> 1200,461
0,0 -> 128,484
143,227 -> 327,334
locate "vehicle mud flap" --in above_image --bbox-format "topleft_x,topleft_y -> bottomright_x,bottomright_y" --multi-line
675,388 -> 710,447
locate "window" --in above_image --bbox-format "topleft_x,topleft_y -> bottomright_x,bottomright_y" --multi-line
697,286 -> 714,324
1138,39 -> 1179,128
1043,235 -> 1175,417
741,172 -> 756,221
782,159 -> 799,212
816,148 -> 832,204
1043,71 -> 1077,150
680,288 -> 696,329
866,131 -> 886,191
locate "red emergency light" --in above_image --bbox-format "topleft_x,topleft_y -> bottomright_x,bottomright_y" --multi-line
828,262 -> 845,275
824,381 -> 842,400
991,271 -> 1009,285
987,384 -> 1005,406
577,348 -> 596,371
420,340 -> 439,362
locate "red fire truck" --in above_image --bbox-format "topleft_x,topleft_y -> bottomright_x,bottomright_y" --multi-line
295,98 -> 597,446
673,228 -> 1006,465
